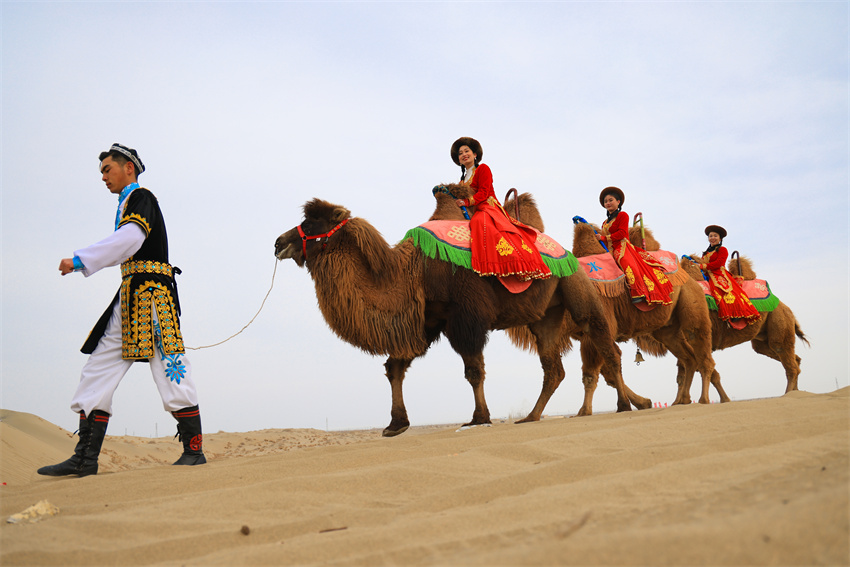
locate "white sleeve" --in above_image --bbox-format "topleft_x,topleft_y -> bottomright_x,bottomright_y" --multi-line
74,223 -> 146,277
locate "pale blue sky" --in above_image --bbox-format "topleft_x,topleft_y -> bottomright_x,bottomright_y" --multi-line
2,1 -> 848,437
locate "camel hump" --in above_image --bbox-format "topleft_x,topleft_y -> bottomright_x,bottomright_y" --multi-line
429,183 -> 474,222
726,254 -> 757,280
572,222 -> 608,257
628,225 -> 661,251
428,187 -> 545,233
503,191 -> 544,232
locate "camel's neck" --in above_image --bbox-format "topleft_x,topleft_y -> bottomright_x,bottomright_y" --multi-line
306,227 -> 428,360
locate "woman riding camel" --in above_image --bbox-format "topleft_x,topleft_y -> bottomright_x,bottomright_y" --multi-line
451,137 -> 551,282
597,186 -> 673,307
698,225 -> 761,328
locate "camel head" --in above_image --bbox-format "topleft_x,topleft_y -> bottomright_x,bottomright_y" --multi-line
275,198 -> 352,267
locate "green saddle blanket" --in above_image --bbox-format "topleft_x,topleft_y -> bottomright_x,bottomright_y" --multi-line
404,220 -> 579,279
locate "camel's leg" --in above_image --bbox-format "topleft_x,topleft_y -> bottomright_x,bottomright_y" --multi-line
621,383 -> 652,410
515,346 -> 566,422
382,357 -> 413,437
709,369 -> 731,402
593,334 -> 631,412
561,277 -> 631,412
673,360 -> 694,405
657,332 -> 701,405
751,338 -> 800,393
575,341 -> 650,416
657,325 -> 716,405
664,283 -> 719,404
693,348 -> 716,405
460,352 -> 491,427
606,343 -> 652,410
575,339 -> 603,416
442,306 -> 491,427
515,308 -> 568,423
671,360 -> 728,404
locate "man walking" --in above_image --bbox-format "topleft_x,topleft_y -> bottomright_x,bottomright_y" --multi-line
39,143 -> 205,477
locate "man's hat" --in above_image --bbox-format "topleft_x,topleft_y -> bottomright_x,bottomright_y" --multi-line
704,225 -> 727,239
451,137 -> 483,166
101,143 -> 145,175
599,186 -> 625,207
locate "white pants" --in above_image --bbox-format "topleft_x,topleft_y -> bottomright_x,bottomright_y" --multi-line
70,299 -> 198,417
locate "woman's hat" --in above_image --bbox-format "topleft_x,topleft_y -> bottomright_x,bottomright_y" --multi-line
705,225 -> 727,239
599,186 -> 625,207
451,137 -> 483,166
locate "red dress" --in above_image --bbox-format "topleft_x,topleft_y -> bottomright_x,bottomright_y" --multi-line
601,211 -> 673,306
461,164 -> 551,281
701,246 -> 761,326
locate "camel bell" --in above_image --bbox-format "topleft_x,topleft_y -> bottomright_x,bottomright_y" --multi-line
634,348 -> 645,366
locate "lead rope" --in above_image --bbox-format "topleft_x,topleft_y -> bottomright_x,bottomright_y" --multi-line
185,259 -> 278,350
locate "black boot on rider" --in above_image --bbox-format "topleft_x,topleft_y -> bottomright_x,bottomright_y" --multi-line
37,410 -> 110,477
172,405 -> 206,466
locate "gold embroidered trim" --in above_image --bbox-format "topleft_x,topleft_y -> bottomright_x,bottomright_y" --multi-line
119,213 -> 151,236
121,260 -> 173,278
121,279 -> 185,359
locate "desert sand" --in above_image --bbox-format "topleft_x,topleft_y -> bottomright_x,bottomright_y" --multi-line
1,388 -> 848,566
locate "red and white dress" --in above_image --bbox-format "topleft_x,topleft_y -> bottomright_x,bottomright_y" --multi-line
460,164 -> 551,281
701,245 -> 761,326
601,210 -> 673,306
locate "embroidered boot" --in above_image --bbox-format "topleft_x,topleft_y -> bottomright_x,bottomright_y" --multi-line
38,410 -> 109,477
172,405 -> 206,466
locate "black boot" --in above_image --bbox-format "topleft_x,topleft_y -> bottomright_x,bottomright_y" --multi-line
172,405 -> 206,466
38,410 -> 109,477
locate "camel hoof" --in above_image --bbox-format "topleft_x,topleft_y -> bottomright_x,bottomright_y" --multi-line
382,425 -> 409,437
514,416 -> 538,424
456,422 -> 492,432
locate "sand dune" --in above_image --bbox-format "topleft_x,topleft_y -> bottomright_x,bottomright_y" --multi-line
1,389 -> 847,566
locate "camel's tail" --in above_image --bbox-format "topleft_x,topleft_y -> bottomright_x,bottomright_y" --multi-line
795,320 -> 810,347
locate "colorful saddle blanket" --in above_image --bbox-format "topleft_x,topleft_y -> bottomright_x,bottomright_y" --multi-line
578,250 -> 682,281
697,279 -> 779,313
404,221 -> 579,293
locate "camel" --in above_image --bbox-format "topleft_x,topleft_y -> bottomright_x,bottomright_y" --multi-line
506,220 -> 720,413
432,186 -> 655,418
274,195 -> 630,437
634,254 -> 809,403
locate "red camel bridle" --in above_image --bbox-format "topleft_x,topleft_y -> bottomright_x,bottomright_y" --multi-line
297,218 -> 349,260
